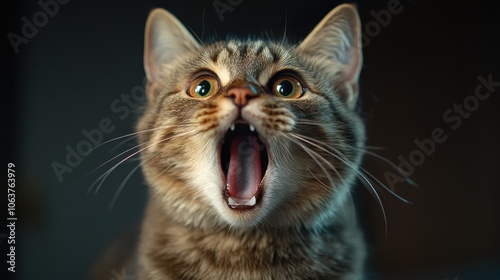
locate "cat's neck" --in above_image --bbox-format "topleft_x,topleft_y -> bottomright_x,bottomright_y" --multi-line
137,196 -> 365,279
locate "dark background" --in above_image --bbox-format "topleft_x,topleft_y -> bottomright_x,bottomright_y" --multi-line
4,0 -> 499,279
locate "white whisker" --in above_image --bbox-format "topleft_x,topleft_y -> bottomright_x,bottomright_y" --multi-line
85,141 -> 151,188
81,124 -> 194,185
92,124 -> 189,151
359,166 -> 413,204
109,160 -> 142,209
284,135 -> 337,191
108,135 -> 137,153
289,132 -> 388,235
291,131 -> 416,199
89,130 -> 195,195
109,150 -> 162,209
280,11 -> 288,47
308,168 -> 330,190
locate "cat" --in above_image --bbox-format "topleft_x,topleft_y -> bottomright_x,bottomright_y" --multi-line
133,3 -> 365,279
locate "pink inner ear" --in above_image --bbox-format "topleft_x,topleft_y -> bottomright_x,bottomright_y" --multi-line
340,48 -> 361,84
144,9 -> 201,81
296,5 -> 362,107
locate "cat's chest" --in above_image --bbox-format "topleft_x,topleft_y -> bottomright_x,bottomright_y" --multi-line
142,220 -> 355,280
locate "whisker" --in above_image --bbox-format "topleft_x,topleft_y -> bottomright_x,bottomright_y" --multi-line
364,145 -> 388,151
109,150 -> 162,209
109,159 -> 143,209
83,125 -> 195,187
335,142 -> 418,188
280,10 -> 288,47
359,166 -> 413,204
201,6 -> 206,42
108,135 -> 137,153
356,174 -> 388,237
291,132 -> 416,198
187,25 -> 206,48
89,130 -> 195,195
298,119 -> 417,188
308,168 -> 330,190
79,124 -> 194,184
83,141 -> 154,190
284,135 -> 337,191
289,132 -> 388,234
91,124 -> 186,151
90,144 -> 150,195
150,162 -> 176,181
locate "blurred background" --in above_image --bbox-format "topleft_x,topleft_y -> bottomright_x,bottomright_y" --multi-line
4,0 -> 499,279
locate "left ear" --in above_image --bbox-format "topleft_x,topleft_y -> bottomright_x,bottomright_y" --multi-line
144,8 -> 201,83
297,4 -> 362,109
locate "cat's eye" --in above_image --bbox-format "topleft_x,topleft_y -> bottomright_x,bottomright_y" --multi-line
188,74 -> 220,98
271,76 -> 305,99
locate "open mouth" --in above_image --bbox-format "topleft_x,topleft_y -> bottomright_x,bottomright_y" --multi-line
221,122 -> 268,210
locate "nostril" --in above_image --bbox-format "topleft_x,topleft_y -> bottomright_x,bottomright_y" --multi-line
226,87 -> 259,106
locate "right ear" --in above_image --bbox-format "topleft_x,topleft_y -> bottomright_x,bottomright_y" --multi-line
296,4 -> 362,109
144,8 -> 201,82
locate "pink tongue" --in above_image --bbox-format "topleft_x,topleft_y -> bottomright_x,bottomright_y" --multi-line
227,134 -> 262,199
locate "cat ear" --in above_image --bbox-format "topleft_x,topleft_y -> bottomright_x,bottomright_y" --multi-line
144,9 -> 201,81
297,4 -> 362,108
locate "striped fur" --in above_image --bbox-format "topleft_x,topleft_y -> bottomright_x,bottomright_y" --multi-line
136,4 -> 366,279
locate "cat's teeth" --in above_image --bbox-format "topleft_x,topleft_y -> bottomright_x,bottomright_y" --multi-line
230,124 -> 235,131
227,196 -> 256,207
247,196 -> 256,206
249,125 -> 255,132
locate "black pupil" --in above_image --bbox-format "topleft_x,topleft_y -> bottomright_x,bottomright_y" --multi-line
277,80 -> 294,96
195,80 -> 212,96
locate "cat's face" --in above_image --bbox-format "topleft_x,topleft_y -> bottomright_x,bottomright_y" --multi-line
138,5 -> 364,229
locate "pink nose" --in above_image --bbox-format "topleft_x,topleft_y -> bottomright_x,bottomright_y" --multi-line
226,87 -> 258,106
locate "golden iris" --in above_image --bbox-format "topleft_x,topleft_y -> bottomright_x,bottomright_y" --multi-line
188,75 -> 219,98
271,76 -> 304,99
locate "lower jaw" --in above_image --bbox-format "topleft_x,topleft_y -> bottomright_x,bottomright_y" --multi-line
222,160 -> 270,211
224,188 -> 263,210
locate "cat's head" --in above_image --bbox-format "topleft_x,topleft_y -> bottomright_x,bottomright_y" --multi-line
138,4 -> 364,229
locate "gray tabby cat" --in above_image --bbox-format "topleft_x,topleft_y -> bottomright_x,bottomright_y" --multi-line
137,3 -> 366,279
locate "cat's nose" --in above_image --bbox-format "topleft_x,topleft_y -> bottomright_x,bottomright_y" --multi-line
226,86 -> 259,106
